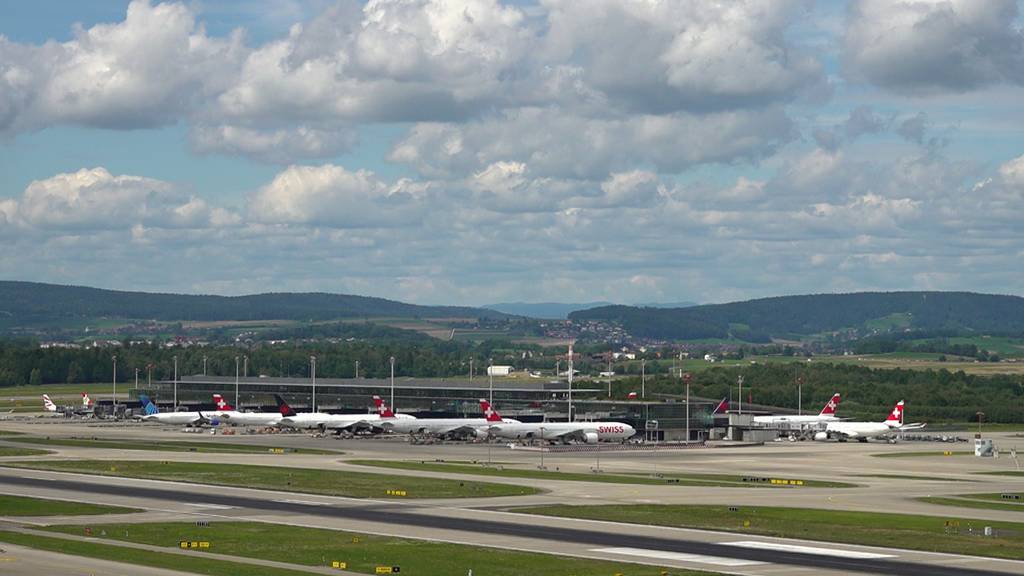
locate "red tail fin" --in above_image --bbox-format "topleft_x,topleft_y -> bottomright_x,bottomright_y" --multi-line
373,395 -> 395,418
479,399 -> 503,422
818,393 -> 841,416
884,400 -> 904,426
273,394 -> 296,417
713,398 -> 729,414
212,394 -> 234,411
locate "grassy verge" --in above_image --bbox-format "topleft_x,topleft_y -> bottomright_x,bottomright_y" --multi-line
872,451 -> 972,458
2,460 -> 540,499
7,437 -> 338,455
43,521 -> 718,576
0,530 -> 319,576
0,494 -> 140,516
348,460 -> 854,488
979,471 -> 1024,477
514,504 -> 1024,560
0,446 -> 51,457
0,429 -> 25,435
917,496 -> 1024,513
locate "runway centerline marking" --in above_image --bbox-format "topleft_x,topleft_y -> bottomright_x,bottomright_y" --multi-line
724,540 -> 896,559
591,546 -> 763,566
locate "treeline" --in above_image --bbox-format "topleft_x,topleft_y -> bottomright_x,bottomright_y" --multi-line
0,281 -> 507,329
571,292 -> 1024,340
600,362 -> 1024,423
853,337 -> 999,361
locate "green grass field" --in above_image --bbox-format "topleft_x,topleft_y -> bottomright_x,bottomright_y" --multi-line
515,504 -> 1024,560
0,430 -> 24,436
980,471 -> 1024,476
2,460 -> 540,499
0,494 -> 140,516
918,496 -> 1024,513
0,446 -> 50,457
947,336 -> 1024,358
6,437 -> 339,455
348,459 -> 854,488
0,531 -> 319,576
42,521 -> 717,576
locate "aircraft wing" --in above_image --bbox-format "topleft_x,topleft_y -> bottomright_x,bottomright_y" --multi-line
431,424 -> 478,437
897,422 -> 927,430
549,427 -> 588,442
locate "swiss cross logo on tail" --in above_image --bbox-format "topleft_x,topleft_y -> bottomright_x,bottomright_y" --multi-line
81,393 -> 93,407
819,393 -> 841,416
212,394 -> 234,411
886,400 -> 904,425
479,399 -> 503,422
373,396 -> 395,418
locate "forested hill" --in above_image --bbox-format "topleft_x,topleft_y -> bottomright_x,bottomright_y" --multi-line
0,281 -> 508,326
569,292 -> 1024,341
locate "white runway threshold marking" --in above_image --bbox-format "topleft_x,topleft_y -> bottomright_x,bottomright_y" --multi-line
724,541 -> 896,559
591,547 -> 763,567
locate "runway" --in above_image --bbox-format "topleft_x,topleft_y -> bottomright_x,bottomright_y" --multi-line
1,467 -> 1021,576
2,419 -> 1024,575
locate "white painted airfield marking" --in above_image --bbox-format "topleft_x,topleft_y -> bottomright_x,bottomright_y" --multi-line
591,546 -> 763,567
183,503 -> 234,510
274,499 -> 327,506
724,540 -> 896,559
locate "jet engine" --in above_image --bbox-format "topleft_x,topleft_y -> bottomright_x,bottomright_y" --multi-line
474,428 -> 490,439
813,432 -> 829,441
583,432 -> 599,444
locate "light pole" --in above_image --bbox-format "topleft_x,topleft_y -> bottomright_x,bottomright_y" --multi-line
539,425 -> 546,469
134,367 -> 139,389
111,355 -> 117,415
147,363 -> 153,388
738,375 -> 744,415
469,358 -> 473,382
607,354 -> 612,398
683,372 -> 692,444
355,360 -> 359,379
488,358 -> 494,405
173,355 -> 178,409
641,358 -> 646,399
389,356 -> 396,410
796,375 -> 804,415
567,343 -> 574,422
244,355 -> 248,378
234,356 -> 240,408
311,355 -> 317,413
202,355 -> 207,376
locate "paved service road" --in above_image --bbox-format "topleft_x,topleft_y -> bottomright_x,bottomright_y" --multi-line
0,542 -> 200,576
1,469 -> 1022,576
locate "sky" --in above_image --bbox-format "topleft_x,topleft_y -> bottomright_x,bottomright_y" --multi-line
1,0 -> 1023,306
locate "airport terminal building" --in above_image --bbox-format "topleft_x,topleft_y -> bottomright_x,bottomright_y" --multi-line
144,375 -> 724,441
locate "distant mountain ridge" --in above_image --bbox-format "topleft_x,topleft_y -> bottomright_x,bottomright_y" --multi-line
0,281 -> 508,327
485,302 -> 615,319
486,300 -> 697,319
569,292 -> 1024,341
